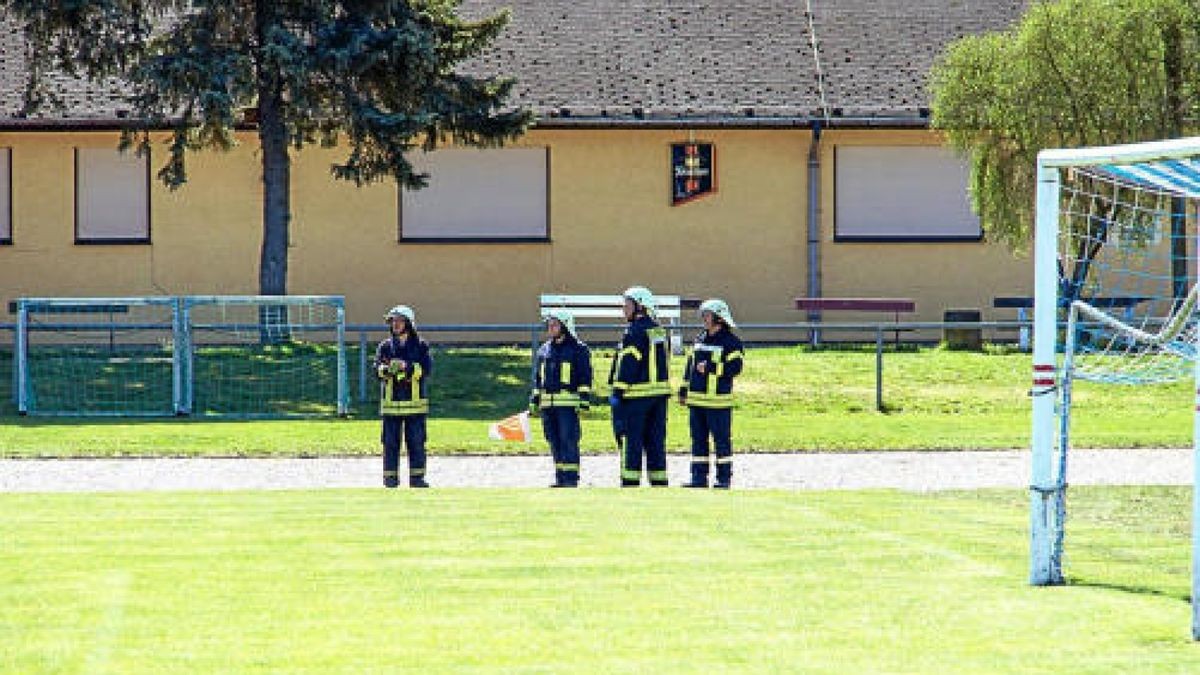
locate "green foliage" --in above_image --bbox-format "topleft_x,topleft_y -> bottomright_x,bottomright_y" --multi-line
930,0 -> 1200,251
1,488 -> 1197,671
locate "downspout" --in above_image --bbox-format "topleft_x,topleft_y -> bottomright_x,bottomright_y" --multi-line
806,119 -> 823,345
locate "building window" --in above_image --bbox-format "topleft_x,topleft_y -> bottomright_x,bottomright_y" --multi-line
75,148 -> 150,243
834,146 -> 982,241
400,147 -> 549,242
0,148 -> 10,244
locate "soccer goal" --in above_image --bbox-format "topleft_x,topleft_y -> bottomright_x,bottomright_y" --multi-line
15,295 -> 348,418
1032,136 -> 1200,639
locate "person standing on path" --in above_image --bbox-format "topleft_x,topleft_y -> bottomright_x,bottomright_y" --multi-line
375,305 -> 432,488
530,309 -> 594,487
679,299 -> 744,489
609,286 -> 672,487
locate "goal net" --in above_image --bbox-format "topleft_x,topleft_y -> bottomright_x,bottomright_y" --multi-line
1032,137 -> 1200,639
15,295 -> 347,418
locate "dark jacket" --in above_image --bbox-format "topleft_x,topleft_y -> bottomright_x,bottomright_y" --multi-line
609,314 -> 671,399
375,334 -> 432,416
680,327 -> 744,409
533,334 -> 594,408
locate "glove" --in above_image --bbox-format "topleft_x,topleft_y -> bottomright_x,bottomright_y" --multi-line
608,393 -> 622,408
377,364 -> 390,379
578,391 -> 591,411
528,392 -> 541,414
388,360 -> 405,376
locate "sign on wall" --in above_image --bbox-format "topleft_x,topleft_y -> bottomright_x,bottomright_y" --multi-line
671,142 -> 716,205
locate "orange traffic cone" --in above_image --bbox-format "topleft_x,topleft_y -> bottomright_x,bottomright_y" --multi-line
488,411 -> 532,442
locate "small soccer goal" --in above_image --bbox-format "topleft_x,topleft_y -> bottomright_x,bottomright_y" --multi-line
1032,136 -> 1200,639
14,295 -> 348,418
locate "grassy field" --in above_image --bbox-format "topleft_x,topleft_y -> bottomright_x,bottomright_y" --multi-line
0,345 -> 1194,457
1,486 -> 1196,673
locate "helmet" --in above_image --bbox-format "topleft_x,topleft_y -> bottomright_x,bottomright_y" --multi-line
622,286 -> 656,316
542,308 -> 576,336
384,304 -> 416,325
699,298 -> 736,328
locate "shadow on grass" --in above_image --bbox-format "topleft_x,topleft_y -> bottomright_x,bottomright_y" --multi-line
1068,578 -> 1191,604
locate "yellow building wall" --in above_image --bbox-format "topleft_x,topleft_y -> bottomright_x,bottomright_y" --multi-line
0,126 -> 1030,332
0,128 -> 812,328
819,129 -> 1032,325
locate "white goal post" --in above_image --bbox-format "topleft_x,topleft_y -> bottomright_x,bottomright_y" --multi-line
1032,136 -> 1200,640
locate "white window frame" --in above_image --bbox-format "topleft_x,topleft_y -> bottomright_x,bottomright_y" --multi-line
0,148 -> 11,244
75,148 -> 151,244
834,145 -> 983,242
399,147 -> 550,243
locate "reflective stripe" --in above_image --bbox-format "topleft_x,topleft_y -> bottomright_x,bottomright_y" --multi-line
381,399 -> 429,414
621,469 -> 642,481
561,362 -> 573,385
726,351 -> 743,362
648,470 -> 668,481
707,370 -> 718,397
620,346 -> 643,361
715,457 -> 733,464
411,363 -> 423,382
622,381 -> 672,398
540,393 -> 583,408
555,463 -> 580,471
578,386 -> 592,395
539,359 -> 546,388
686,390 -> 734,409
410,468 -> 426,476
383,470 -> 399,476
690,457 -> 711,464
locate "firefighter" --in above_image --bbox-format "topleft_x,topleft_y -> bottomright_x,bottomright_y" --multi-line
375,305 -> 432,488
609,286 -> 672,487
530,308 -> 593,487
678,299 -> 744,489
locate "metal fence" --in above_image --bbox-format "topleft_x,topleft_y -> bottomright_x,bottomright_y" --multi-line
3,319 -> 1031,416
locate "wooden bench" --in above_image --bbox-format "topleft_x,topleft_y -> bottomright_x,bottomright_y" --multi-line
794,297 -> 916,344
993,296 -> 1151,351
538,294 -> 700,354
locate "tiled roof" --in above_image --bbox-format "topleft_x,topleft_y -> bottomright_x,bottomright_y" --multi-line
0,1 -> 1026,126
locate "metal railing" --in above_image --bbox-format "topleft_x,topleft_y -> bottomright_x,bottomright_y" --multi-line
4,318 -> 1032,413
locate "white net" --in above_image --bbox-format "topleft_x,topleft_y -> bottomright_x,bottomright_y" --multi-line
1058,167 -> 1198,385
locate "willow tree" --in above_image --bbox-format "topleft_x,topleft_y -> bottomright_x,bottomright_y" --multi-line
9,0 -> 531,296
931,0 -> 1200,297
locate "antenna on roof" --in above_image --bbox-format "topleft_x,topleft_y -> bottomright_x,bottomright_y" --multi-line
804,0 -> 832,124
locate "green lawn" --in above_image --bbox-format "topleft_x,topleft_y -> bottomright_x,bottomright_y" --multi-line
1,487 -> 1196,673
0,346 -> 1193,457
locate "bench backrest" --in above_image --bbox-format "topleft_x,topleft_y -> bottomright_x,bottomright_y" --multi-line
539,294 -> 684,320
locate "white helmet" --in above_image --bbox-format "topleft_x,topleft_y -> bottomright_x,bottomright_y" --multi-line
622,286 -> 656,316
699,298 -> 736,328
384,304 -> 416,325
542,308 -> 576,336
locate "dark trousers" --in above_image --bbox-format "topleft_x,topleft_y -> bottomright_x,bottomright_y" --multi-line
619,396 -> 669,487
689,407 -> 733,486
381,414 -> 427,487
541,407 -> 581,486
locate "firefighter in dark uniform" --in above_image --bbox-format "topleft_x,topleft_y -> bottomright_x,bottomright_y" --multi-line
530,308 -> 594,487
679,299 -> 744,489
375,305 -> 432,488
609,286 -> 672,487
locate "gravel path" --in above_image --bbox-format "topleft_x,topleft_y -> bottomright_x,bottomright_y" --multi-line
0,449 -> 1192,493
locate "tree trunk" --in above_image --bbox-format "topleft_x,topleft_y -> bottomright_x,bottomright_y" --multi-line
257,88 -> 290,298
255,4 -> 291,344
